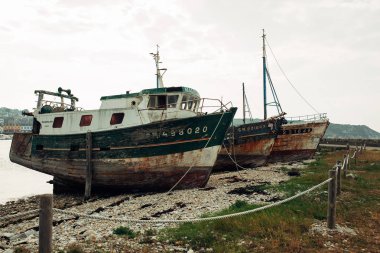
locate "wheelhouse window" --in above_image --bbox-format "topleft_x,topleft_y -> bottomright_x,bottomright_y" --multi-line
167,95 -> 179,108
110,113 -> 124,125
181,95 -> 199,111
52,117 -> 64,128
80,115 -> 93,127
148,95 -> 167,109
181,95 -> 189,110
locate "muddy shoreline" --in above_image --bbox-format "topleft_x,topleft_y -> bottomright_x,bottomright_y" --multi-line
0,161 -> 311,252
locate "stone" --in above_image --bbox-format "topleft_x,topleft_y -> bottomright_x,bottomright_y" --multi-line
24,229 -> 37,237
0,233 -> 14,240
10,233 -> 27,242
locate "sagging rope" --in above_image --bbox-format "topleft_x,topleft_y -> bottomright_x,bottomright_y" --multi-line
53,178 -> 331,224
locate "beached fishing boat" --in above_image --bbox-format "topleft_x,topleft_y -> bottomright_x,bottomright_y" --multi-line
257,30 -> 329,163
213,83 -> 285,171
268,114 -> 329,163
10,48 -> 237,191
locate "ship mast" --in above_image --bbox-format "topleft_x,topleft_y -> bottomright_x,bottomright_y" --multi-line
262,29 -> 267,120
262,29 -> 283,119
243,82 -> 246,124
150,45 -> 167,88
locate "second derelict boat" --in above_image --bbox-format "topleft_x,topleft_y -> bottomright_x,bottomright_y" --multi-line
213,83 -> 285,171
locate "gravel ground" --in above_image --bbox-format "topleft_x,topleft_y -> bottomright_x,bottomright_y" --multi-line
0,161 -> 311,252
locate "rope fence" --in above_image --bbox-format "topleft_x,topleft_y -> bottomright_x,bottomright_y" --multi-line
1,142 -> 366,251
53,178 -> 332,224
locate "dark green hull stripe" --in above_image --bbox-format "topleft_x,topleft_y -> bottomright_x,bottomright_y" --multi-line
32,108 -> 237,159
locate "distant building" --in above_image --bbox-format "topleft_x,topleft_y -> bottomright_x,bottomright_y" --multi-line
0,126 -> 3,134
3,124 -> 21,134
20,125 -> 32,132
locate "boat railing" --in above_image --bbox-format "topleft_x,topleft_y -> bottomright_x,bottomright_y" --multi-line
286,113 -> 328,122
198,98 -> 233,114
39,100 -> 84,112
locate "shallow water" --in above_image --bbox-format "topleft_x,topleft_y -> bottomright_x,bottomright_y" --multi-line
0,140 -> 52,204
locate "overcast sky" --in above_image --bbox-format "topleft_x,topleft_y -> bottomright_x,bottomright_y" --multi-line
0,0 -> 379,131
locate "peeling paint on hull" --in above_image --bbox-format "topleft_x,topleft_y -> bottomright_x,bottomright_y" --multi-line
9,108 -> 236,191
10,143 -> 219,190
268,120 -> 329,163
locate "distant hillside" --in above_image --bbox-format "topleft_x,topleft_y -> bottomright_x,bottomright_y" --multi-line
324,123 -> 380,139
0,107 -> 23,118
233,118 -> 380,140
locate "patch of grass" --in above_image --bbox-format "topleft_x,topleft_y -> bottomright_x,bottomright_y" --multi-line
144,228 -> 157,236
113,226 -> 137,238
161,150 -> 380,252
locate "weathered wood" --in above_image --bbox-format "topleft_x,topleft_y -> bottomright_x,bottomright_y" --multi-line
84,131 -> 93,200
343,155 -> 348,178
336,161 -> 342,195
327,169 -> 337,229
39,194 -> 53,253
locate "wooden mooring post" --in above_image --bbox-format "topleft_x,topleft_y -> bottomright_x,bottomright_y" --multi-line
39,194 -> 53,253
85,131 -> 93,200
336,161 -> 342,195
327,169 -> 337,229
343,155 -> 348,178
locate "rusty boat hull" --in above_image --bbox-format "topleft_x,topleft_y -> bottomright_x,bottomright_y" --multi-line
213,117 -> 284,171
268,120 -> 329,163
10,108 -> 237,191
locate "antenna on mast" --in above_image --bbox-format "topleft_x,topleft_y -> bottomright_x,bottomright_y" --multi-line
150,45 -> 167,88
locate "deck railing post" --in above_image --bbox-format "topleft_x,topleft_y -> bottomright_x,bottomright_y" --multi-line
39,194 -> 53,253
327,169 -> 337,229
85,131 -> 93,200
336,161 -> 342,196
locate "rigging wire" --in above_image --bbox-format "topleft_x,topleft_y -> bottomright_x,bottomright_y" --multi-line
264,37 -> 320,114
